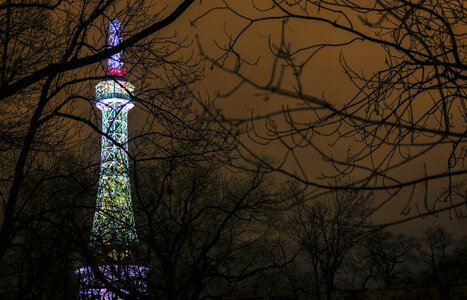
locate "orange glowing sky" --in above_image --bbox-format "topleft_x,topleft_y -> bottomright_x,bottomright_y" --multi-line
126,1 -> 465,237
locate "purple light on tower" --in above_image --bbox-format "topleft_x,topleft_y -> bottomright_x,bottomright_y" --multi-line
76,265 -> 149,299
107,18 -> 125,77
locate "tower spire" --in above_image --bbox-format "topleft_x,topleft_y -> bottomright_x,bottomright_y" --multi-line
107,17 -> 126,77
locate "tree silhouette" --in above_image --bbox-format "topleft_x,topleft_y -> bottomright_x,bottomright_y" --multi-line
195,0 -> 466,225
285,181 -> 372,299
365,230 -> 419,286
134,160 -> 281,299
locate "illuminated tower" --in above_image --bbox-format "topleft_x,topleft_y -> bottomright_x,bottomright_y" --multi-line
76,18 -> 148,299
91,18 -> 137,258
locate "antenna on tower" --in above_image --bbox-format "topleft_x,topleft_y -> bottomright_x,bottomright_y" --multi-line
106,17 -> 126,77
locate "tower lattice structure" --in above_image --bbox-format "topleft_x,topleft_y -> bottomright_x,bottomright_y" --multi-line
90,18 -> 137,258
76,18 -> 148,299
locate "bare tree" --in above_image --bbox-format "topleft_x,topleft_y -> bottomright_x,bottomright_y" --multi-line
194,0 -> 466,225
422,226 -> 454,284
419,226 -> 467,297
132,160 -> 281,300
365,230 -> 419,286
0,150 -> 96,298
285,181 -> 372,299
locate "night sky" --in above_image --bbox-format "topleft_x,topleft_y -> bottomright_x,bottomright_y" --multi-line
147,1 -> 467,236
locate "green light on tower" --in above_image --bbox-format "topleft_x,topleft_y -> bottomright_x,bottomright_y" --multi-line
90,18 -> 137,259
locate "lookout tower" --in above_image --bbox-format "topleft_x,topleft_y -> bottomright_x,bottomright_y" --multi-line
75,18 -> 148,299
90,18 -> 137,258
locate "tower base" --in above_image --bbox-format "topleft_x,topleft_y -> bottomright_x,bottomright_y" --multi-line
75,264 -> 149,299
